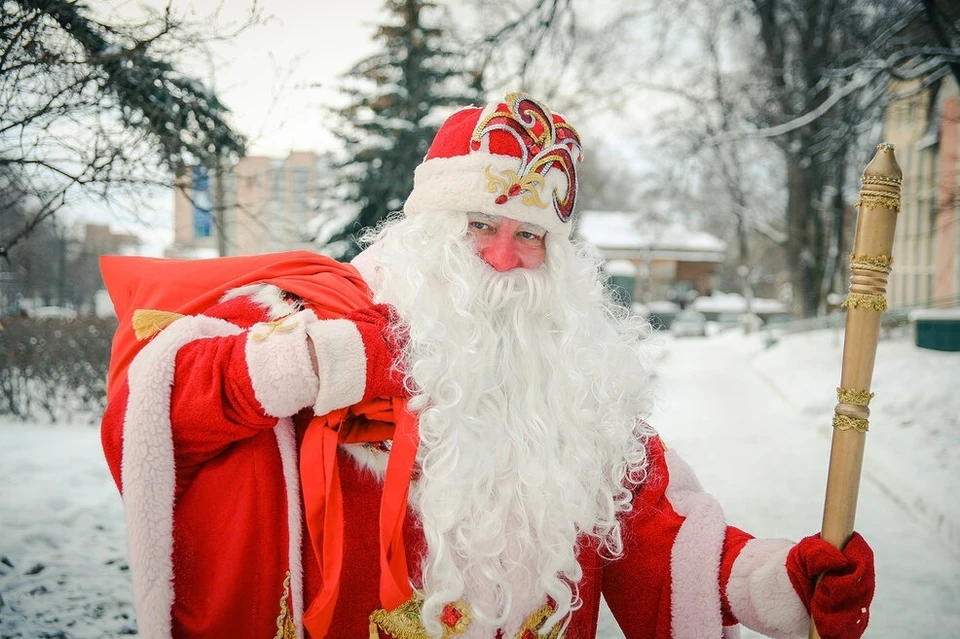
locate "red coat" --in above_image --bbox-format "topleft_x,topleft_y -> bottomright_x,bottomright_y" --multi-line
101,283 -> 810,639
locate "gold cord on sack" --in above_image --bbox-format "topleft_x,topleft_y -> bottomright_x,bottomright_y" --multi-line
132,309 -> 186,340
252,314 -> 298,341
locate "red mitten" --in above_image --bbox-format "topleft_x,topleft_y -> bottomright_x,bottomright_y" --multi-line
345,303 -> 407,401
786,532 -> 875,639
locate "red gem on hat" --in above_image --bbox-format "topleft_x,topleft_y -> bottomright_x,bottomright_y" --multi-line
495,194 -> 508,204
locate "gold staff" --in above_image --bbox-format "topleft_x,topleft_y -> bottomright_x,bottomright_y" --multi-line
810,143 -> 902,639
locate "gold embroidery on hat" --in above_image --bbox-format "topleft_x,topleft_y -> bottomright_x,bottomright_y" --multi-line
484,166 -> 548,208
470,93 -> 582,222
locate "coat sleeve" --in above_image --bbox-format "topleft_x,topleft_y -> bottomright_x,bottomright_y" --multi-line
601,437 -> 808,639
101,299 -> 341,492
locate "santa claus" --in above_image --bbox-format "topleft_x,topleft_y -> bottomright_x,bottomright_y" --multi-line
100,93 -> 874,639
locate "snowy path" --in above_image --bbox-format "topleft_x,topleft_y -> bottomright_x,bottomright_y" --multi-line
0,423 -> 136,638
627,334 -> 960,638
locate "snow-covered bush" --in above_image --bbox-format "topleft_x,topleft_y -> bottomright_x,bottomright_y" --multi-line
0,316 -> 116,422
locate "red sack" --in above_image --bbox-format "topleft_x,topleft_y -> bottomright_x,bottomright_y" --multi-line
99,250 -> 371,402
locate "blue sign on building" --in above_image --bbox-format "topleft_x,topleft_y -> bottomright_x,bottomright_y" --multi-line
192,166 -> 213,239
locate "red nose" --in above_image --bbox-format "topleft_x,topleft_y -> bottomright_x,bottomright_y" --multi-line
479,234 -> 522,272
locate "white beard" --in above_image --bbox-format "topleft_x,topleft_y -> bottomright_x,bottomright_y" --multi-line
364,212 -> 655,638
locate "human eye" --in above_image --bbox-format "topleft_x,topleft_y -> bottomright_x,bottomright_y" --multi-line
517,229 -> 545,244
468,217 -> 494,232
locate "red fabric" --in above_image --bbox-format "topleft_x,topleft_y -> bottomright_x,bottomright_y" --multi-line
378,401 -> 418,609
423,100 -> 573,163
300,398 -> 416,639
171,427 -> 290,637
786,532 -> 875,639
101,296 -> 284,496
424,107 -> 482,160
602,437 -> 680,639
100,250 -> 370,402
718,526 -> 755,626
330,447 -> 429,638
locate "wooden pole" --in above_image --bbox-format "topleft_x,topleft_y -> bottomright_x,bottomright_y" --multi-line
809,143 -> 902,639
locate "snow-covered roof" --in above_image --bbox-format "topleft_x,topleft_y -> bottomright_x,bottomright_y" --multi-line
576,210 -> 726,259
604,259 -> 638,277
909,308 -> 960,321
690,291 -> 787,315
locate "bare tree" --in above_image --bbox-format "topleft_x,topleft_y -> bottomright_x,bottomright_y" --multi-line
449,0 -> 654,117
0,0 -> 255,261
620,0 -> 957,317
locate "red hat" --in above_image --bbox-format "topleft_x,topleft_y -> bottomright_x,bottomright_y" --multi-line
403,92 -> 583,237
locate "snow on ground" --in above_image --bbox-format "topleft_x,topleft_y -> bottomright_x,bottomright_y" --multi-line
0,422 -> 136,638
596,326 -> 960,639
1,327 -> 958,638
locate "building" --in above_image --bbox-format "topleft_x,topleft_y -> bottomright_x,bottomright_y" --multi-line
1,223 -> 141,317
882,73 -> 960,309
575,210 -> 727,306
169,151 -> 322,257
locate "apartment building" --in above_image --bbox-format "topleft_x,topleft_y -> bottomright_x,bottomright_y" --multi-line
169,151 -> 321,257
883,74 -> 960,309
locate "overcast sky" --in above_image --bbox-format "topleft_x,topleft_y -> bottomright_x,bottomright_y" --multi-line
114,0 -> 389,155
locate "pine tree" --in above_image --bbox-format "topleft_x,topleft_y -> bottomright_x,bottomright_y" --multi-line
324,0 -> 482,258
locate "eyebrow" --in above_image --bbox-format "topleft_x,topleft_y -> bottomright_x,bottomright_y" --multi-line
468,212 -> 498,224
468,212 -> 546,236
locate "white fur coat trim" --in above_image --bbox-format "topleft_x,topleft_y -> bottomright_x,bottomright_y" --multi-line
726,539 -> 806,638
246,310 -> 320,418
404,152 -> 572,238
122,315 -> 241,638
274,417 -> 306,639
306,318 -> 367,415
663,449 -> 737,639
221,283 -> 296,319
